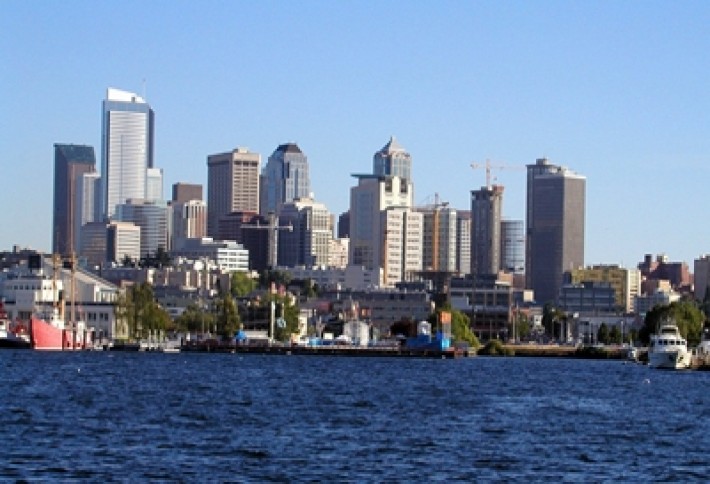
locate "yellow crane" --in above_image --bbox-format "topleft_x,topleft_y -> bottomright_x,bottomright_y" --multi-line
470,159 -> 525,188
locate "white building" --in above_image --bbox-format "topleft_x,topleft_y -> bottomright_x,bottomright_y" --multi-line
101,88 -> 154,219
146,167 -> 164,201
172,237 -> 249,272
280,265 -> 379,291
107,221 -> 141,264
171,200 -> 207,250
329,238 -> 349,269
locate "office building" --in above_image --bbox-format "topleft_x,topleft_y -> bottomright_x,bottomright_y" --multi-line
456,211 -> 471,276
207,147 -> 260,237
172,182 -> 203,203
260,143 -> 310,216
106,221 -> 141,265
171,237 -> 249,272
373,136 -> 412,182
418,205 -> 457,273
101,88 -> 155,219
171,200 -> 207,249
75,171 -> 102,257
567,265 -> 641,314
501,219 -> 525,273
525,158 -> 586,304
278,198 -> 333,268
471,185 -> 504,276
146,167 -> 163,201
115,199 -> 169,258
53,143 -> 97,255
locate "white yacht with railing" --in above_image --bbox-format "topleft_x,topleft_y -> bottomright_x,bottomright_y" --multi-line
648,322 -> 691,370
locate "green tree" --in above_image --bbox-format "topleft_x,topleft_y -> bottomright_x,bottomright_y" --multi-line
429,305 -> 480,349
609,325 -> 622,344
114,283 -> 171,340
214,293 -> 240,339
512,311 -> 530,341
640,301 -> 705,346
597,323 -> 610,345
230,272 -> 257,298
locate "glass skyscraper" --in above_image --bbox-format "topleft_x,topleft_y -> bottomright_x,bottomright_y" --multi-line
53,143 -> 96,256
260,143 -> 310,216
101,88 -> 154,220
373,136 -> 412,181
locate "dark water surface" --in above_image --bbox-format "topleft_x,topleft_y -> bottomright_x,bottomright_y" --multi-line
1,351 -> 708,481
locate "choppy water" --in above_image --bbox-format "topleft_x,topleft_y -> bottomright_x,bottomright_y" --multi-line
0,351 -> 708,481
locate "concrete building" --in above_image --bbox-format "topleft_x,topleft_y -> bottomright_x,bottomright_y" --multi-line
418,205 -> 457,273
53,143 -> 97,256
329,238 -> 349,269
456,210 -> 471,276
207,147 -> 260,237
567,265 -> 641,314
171,237 -> 249,273
381,208 -> 423,287
471,185 -> 504,276
106,221 -> 141,265
172,182 -> 203,203
525,158 -> 586,304
260,143 -> 310,217
80,221 -> 109,268
115,199 -> 169,259
101,88 -> 154,220
638,253 -> 692,291
450,274 -> 513,341
278,198 -> 333,268
558,281 -> 617,315
171,200 -> 207,250
281,265 -> 378,291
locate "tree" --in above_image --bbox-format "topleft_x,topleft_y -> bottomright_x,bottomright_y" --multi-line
640,301 -> 705,346
114,283 -> 171,340
597,323 -> 610,345
429,305 -> 480,349
175,303 -> 215,334
512,311 -> 530,341
214,293 -> 240,339
230,272 -> 257,298
609,325 -> 622,345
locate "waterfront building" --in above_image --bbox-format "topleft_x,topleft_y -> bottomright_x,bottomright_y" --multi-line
456,210 -> 471,276
260,143 -> 310,217
171,237 -> 249,273
172,182 -> 203,203
500,219 -> 525,274
471,184 -> 504,276
207,147 -> 260,237
278,198 -> 333,268
106,221 -> 141,265
373,136 -> 412,182
567,265 -> 641,314
525,158 -> 586,304
449,273 -> 513,341
115,199 -> 169,259
53,143 -> 97,256
101,88 -> 155,220
558,281 -> 617,315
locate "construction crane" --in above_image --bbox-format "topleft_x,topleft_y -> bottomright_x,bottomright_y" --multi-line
417,193 -> 450,272
470,159 -> 525,188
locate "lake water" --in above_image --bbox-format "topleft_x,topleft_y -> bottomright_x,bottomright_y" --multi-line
1,351 -> 708,481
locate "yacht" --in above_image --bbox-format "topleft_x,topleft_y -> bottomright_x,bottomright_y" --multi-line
648,323 -> 691,370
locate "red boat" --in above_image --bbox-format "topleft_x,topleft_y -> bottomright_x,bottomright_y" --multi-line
29,310 -> 92,351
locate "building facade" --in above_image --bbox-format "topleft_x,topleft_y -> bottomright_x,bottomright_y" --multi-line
53,143 -> 97,255
372,136 -> 412,182
106,221 -> 141,264
456,210 -> 472,276
567,265 -> 641,314
471,185 -> 504,276
115,199 -> 169,259
172,182 -> 203,203
171,200 -> 207,249
260,143 -> 310,217
101,88 -> 155,220
418,206 -> 457,273
278,198 -> 333,268
207,147 -> 260,237
525,158 -> 586,304
500,219 -> 525,274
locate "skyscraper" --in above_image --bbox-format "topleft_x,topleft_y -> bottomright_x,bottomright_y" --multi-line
101,88 -> 154,220
373,136 -> 412,181
455,211 -> 471,275
418,205 -> 457,273
115,199 -> 169,259
526,158 -> 586,304
278,198 -> 333,268
207,147 -> 260,237
500,219 -> 525,273
53,143 -> 97,255
260,143 -> 310,216
471,185 -> 504,276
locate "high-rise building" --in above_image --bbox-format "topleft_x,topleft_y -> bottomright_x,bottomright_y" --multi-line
146,167 -> 163,201
53,143 -> 97,255
106,221 -> 141,265
456,211 -> 471,275
471,185 -> 504,276
260,143 -> 310,216
349,174 -> 417,286
101,88 -> 155,220
171,200 -> 207,250
277,198 -> 333,268
501,219 -> 525,273
338,211 -> 350,239
115,199 -> 168,259
373,136 -> 412,181
172,182 -> 203,203
75,171 -> 102,256
418,205 -> 457,273
207,147 -> 260,237
525,158 -> 586,304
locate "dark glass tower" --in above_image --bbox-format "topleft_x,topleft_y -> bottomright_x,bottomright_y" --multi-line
260,143 -> 310,216
52,143 -> 96,255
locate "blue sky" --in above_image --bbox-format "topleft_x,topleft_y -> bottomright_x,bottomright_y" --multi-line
2,1 -> 709,268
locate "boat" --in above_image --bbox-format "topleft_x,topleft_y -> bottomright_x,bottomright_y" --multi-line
0,301 -> 30,349
30,308 -> 92,351
648,322 -> 691,370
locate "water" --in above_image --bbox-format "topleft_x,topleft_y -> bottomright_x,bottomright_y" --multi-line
1,351 -> 708,482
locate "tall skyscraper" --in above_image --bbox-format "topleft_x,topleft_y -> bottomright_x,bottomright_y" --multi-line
207,147 -> 260,237
526,158 -> 586,304
278,198 -> 333,268
101,88 -> 154,220
260,143 -> 310,216
373,136 -> 412,181
471,185 -> 504,276
75,171 -> 102,255
500,219 -> 525,273
53,143 -> 97,256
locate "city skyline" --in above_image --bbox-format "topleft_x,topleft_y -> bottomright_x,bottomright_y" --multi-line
3,2 -> 710,267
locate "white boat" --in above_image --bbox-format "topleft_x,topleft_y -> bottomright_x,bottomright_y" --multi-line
648,323 -> 691,370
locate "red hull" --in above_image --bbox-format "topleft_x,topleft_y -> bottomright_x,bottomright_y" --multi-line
30,318 -> 89,351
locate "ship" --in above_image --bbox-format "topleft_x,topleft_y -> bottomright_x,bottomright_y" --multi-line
29,308 -> 92,351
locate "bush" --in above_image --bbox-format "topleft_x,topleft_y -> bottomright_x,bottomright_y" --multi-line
479,339 -> 514,356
